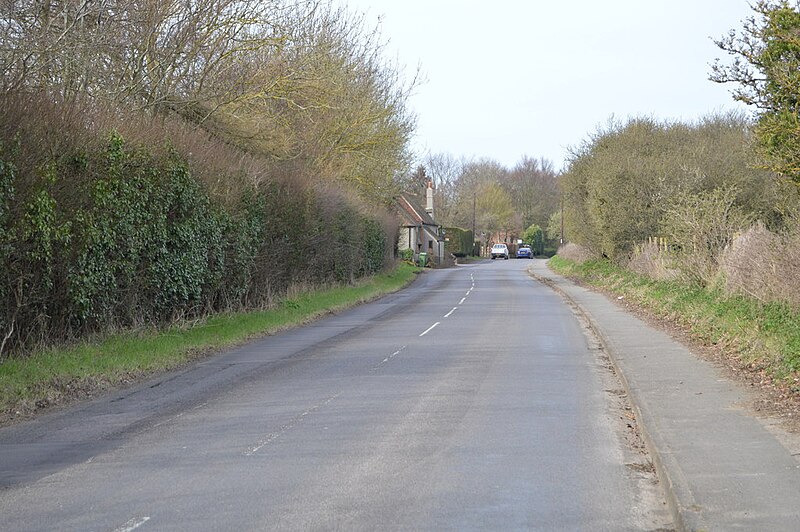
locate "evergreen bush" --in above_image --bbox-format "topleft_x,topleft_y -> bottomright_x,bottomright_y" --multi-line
443,227 -> 474,257
0,96 -> 396,357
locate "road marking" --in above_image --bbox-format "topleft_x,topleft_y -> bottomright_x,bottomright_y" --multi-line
459,297 -> 466,305
374,345 -> 407,370
419,322 -> 440,337
444,307 -> 457,318
245,392 -> 342,456
113,517 -> 150,532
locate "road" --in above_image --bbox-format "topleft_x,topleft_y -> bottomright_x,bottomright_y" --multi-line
0,259 -> 671,531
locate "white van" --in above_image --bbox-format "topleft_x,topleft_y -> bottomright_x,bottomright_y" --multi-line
490,243 -> 509,260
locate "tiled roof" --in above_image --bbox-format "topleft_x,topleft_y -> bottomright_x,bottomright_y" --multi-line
397,193 -> 436,226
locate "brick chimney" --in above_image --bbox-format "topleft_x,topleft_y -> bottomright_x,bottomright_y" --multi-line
425,180 -> 434,219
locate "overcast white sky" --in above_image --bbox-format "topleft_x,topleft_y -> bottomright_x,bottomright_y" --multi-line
341,0 -> 756,171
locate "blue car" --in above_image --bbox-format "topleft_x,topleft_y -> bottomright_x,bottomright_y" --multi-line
516,246 -> 533,259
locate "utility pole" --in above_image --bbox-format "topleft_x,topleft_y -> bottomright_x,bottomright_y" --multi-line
472,191 -> 477,256
560,195 -> 564,245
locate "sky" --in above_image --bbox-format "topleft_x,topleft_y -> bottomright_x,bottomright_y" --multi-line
340,0 -> 756,171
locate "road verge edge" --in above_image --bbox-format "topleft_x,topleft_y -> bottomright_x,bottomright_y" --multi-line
528,264 -> 704,532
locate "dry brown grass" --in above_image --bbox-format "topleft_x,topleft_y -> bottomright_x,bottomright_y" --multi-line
557,243 -> 596,264
625,241 -> 679,281
721,222 -> 800,307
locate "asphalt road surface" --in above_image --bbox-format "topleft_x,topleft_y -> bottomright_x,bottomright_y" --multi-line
0,259 -> 671,531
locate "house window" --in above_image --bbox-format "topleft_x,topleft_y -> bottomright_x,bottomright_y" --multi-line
428,240 -> 433,250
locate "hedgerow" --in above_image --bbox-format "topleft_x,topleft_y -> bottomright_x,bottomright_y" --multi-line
0,95 -> 397,358
443,227 -> 474,257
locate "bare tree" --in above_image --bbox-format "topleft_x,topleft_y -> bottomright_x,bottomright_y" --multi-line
423,152 -> 465,226
1,0 -> 286,107
0,1 -> 418,202
506,155 -> 559,230
710,0 -> 800,183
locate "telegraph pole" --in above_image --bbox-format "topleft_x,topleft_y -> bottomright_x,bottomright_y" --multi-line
472,191 -> 477,256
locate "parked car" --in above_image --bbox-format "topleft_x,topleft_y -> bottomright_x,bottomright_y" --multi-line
490,243 -> 509,260
516,245 -> 532,259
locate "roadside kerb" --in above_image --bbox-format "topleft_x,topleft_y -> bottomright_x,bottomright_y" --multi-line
528,260 -> 800,532
527,265 -> 697,531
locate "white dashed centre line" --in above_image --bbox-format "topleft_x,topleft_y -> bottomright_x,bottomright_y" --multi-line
375,345 -> 407,368
459,297 -> 466,305
419,322 -> 440,337
444,307 -> 457,318
245,392 -> 342,456
113,517 -> 151,532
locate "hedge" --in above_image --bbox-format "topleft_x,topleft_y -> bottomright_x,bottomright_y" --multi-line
0,107 -> 396,357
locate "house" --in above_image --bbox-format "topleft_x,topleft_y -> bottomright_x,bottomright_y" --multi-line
397,181 -> 445,265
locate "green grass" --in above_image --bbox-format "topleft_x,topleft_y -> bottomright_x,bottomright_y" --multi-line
549,256 -> 800,382
0,263 -> 420,417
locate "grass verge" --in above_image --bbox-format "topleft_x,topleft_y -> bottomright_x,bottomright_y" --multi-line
548,256 -> 800,385
0,263 -> 420,422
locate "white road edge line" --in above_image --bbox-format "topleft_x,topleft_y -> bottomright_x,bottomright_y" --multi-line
419,322 -> 440,337
444,307 -> 457,318
114,516 -> 151,532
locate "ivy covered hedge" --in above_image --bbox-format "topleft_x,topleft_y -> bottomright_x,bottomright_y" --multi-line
0,98 -> 396,357
443,227 -> 474,257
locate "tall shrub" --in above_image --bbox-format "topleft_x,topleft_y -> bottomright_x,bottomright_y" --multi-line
0,96 -> 398,356
443,227 -> 474,257
561,114 -> 781,261
660,187 -> 753,285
